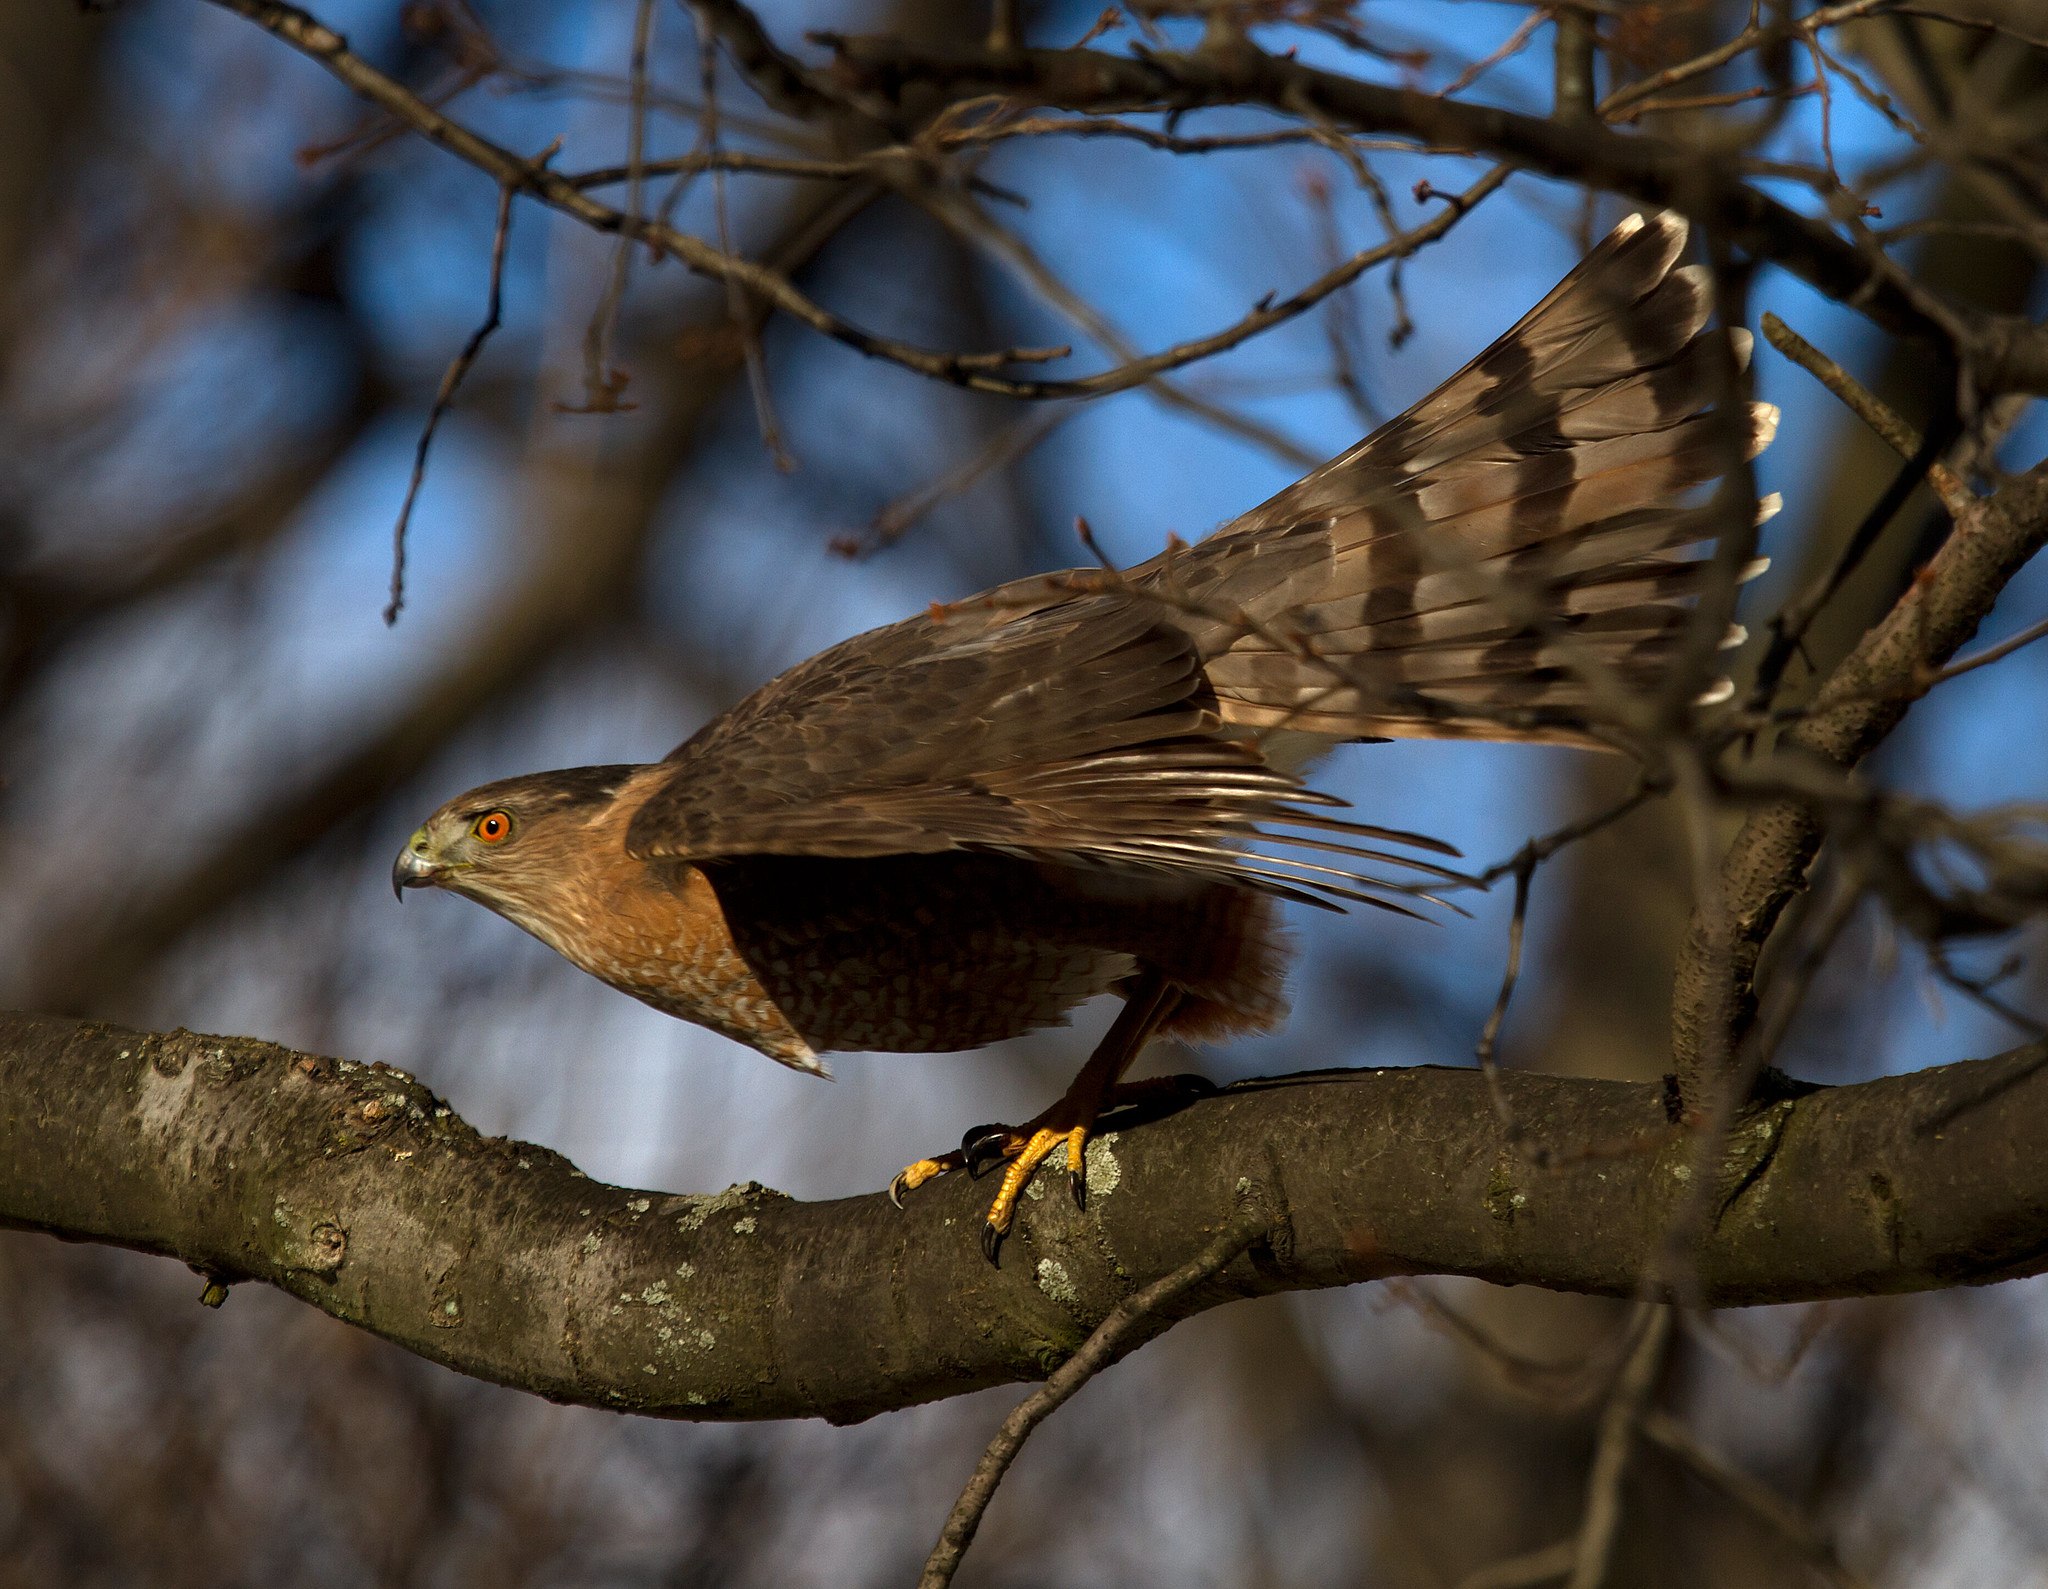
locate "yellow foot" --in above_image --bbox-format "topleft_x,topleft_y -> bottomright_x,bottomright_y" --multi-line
888,1153 -> 961,1209
980,1125 -> 1089,1263
888,1076 -> 1217,1261
887,1121 -> 1091,1264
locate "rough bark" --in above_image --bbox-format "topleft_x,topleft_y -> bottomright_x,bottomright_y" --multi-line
6,1010 -> 2046,1426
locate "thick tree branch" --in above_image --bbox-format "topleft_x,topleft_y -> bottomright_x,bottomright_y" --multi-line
7,1011 -> 2048,1427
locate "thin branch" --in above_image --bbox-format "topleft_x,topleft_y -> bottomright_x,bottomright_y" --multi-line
1564,1305 -> 1671,1589
565,0 -> 656,415
1927,611 -> 2048,685
384,177 -> 518,626
691,0 -> 792,470
1458,1540 -> 1578,1589
1638,1410 -> 1874,1589
1445,775 -> 1667,1172
1760,312 -> 1975,517
1608,79 -> 1818,125
1551,7 -> 1594,121
1382,1278 -> 1620,1407
814,22 -> 2016,377
1750,386 -> 1965,707
213,1 -> 2048,401
1435,6 -> 1549,103
928,113 -> 1424,158
1596,0 -> 1902,119
567,150 -> 883,186
838,406 -> 1070,556
686,0 -> 860,121
916,1220 -> 1265,1589
914,187 -> 1320,468
1673,458 -> 2048,1107
1473,850 -> 1538,1154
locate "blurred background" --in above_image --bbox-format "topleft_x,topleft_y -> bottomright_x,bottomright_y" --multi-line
3,0 -> 2047,1583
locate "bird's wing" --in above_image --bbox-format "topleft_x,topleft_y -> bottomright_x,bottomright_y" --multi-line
625,589 -> 1457,914
631,211 -> 1768,906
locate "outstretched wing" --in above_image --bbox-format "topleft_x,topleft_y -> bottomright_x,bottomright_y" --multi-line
624,590 -> 1457,913
628,211 -> 1774,905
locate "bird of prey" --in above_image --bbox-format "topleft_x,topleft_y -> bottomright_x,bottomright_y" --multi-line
394,213 -> 1775,1261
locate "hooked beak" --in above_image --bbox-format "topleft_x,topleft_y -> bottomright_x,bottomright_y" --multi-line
392,833 -> 440,900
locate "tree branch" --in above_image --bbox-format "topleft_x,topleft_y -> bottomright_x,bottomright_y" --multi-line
7,1010 -> 2048,1428
1672,456 -> 2048,1107
816,27 -> 2048,392
208,0 -> 2048,398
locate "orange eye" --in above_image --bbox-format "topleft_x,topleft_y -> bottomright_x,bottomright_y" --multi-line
472,811 -> 513,844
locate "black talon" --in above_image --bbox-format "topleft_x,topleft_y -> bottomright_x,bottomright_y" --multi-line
981,1221 -> 1004,1266
1070,1167 -> 1087,1210
963,1127 -> 1014,1179
888,1172 -> 910,1211
960,1121 -> 1008,1155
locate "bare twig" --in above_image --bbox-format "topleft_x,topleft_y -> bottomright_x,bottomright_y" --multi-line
567,150 -> 879,186
915,189 -> 1319,468
838,407 -> 1070,556
1074,514 -> 1119,570
384,176 -> 519,626
1565,1305 -> 1672,1589
1674,458 -> 2048,1108
1926,611 -> 2048,685
916,1219 -> 1266,1589
1760,312 -> 1975,517
1437,6 -> 1549,102
1609,80 -> 1818,124
1456,775 -> 1661,1165
1448,1312 -> 1682,1585
1301,167 -> 1383,426
928,112 -> 1422,159
1639,1410 -> 1873,1588
565,0 -> 656,415
1749,340 -> 1966,707
1804,31 -> 1846,195
988,0 -> 1020,51
1473,850 -> 1539,1151
1382,1278 -> 1620,1407
1596,0 -> 1902,119
1458,1540 -> 1579,1589
690,0 -> 792,469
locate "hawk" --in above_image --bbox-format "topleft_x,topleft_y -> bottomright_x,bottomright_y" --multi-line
394,214 -> 1774,1260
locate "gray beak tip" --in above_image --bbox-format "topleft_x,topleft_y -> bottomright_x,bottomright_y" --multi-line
392,840 -> 436,901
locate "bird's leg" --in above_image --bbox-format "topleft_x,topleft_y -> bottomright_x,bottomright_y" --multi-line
887,975 -> 1183,1263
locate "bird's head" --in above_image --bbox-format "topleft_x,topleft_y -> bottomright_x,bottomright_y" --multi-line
393,765 -> 641,920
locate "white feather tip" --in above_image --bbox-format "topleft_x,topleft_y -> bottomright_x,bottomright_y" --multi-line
1748,402 -> 1781,458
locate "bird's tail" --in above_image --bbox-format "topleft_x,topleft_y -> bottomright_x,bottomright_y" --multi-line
1139,211 -> 1776,750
